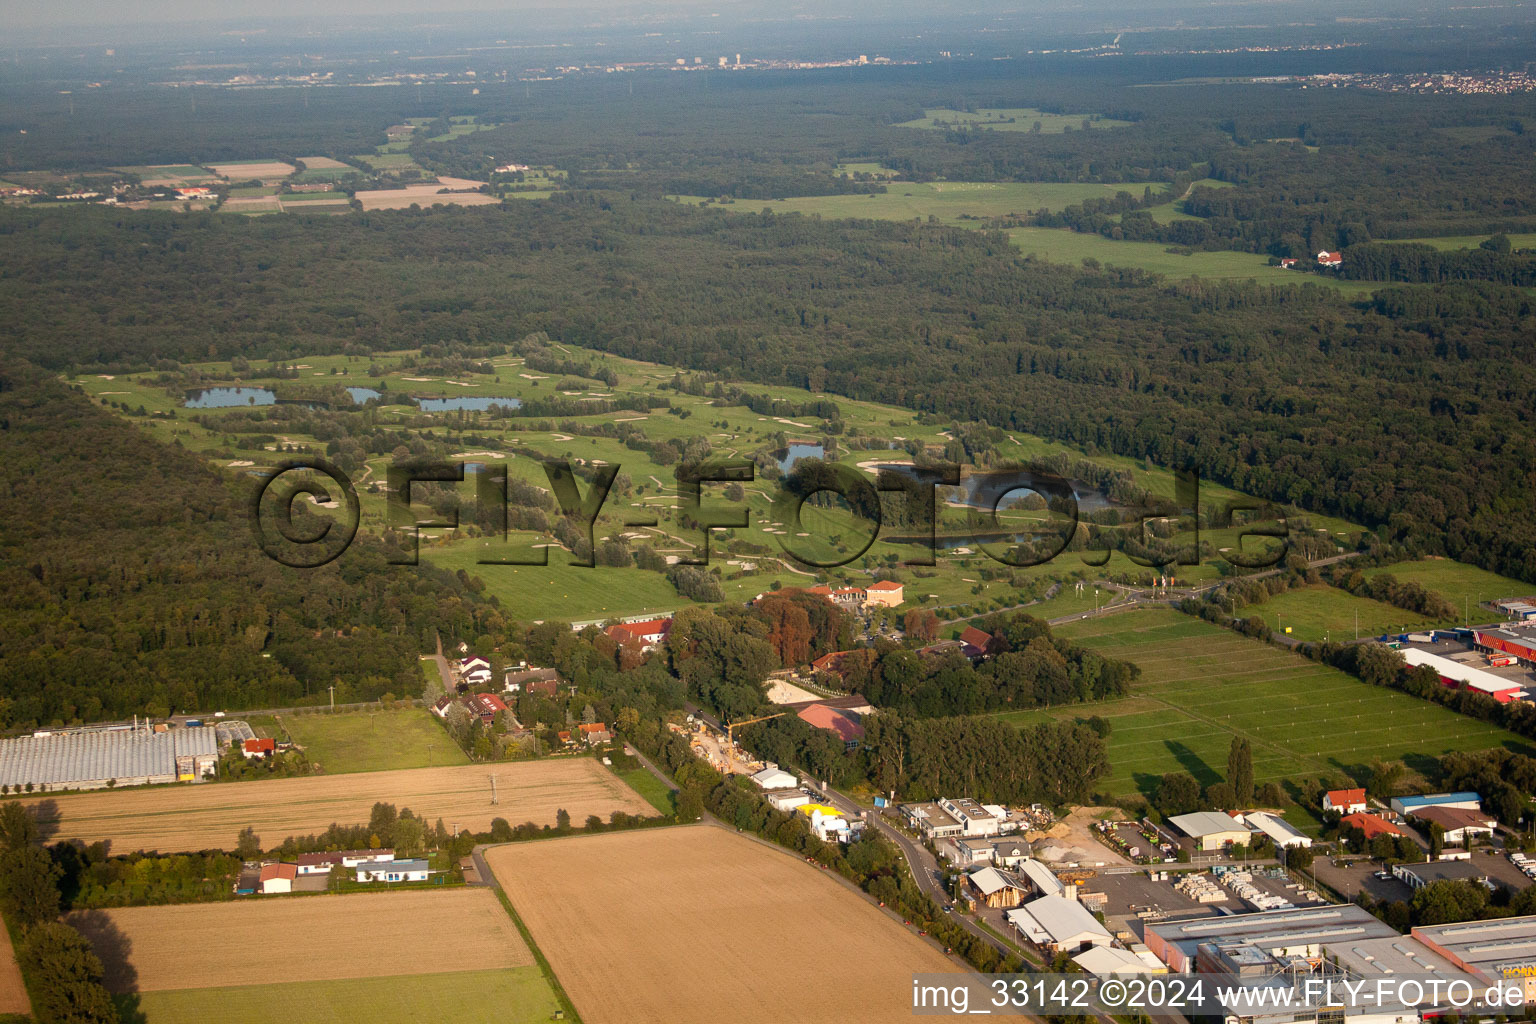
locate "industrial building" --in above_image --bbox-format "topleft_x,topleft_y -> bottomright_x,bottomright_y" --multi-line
1168,810 -> 1250,851
1413,915 -> 1536,1000
1474,623 -> 1536,666
1404,648 -> 1528,703
1004,894 -> 1113,953
1144,905 -> 1398,973
1072,944 -> 1168,977
1390,792 -> 1481,816
1244,812 -> 1313,849
0,724 -> 220,791
1409,805 -> 1496,843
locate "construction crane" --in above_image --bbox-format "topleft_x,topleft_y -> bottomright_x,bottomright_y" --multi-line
722,712 -> 786,775
726,712 -> 785,745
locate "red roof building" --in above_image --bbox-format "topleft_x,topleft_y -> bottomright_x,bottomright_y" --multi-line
959,625 -> 995,659
604,618 -> 672,651
466,692 -> 508,724
810,650 -> 855,677
797,703 -> 865,743
1323,788 -> 1367,814
1340,812 -> 1405,841
242,738 -> 276,759
1317,250 -> 1343,267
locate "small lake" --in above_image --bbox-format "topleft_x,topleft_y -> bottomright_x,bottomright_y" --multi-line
869,464 -> 1113,513
777,443 -> 824,474
416,396 -> 524,412
186,387 -> 275,408
346,387 -> 381,403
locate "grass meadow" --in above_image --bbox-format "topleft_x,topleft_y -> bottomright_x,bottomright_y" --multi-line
271,707 -> 469,773
1002,607 -> 1532,800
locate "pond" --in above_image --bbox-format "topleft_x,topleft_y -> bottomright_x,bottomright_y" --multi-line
345,387 -> 381,403
777,443 -> 824,474
416,396 -> 524,412
185,387 -> 276,408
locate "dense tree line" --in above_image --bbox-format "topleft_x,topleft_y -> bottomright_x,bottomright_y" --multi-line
0,361 -> 504,727
1338,242 -> 1536,286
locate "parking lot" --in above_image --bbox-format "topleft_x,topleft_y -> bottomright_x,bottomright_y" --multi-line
1312,848 -> 1533,903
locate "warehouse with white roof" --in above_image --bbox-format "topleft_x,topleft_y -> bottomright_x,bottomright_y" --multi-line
0,726 -> 219,791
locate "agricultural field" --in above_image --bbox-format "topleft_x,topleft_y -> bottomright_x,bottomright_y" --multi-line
486,826 -> 962,1024
205,160 -> 296,180
896,107 -> 1132,133
1365,559 -> 1535,614
114,164 -> 220,186
1007,226 -> 1380,293
1004,607 -> 1533,799
271,708 -> 471,773
0,915 -> 27,1018
298,156 -> 350,170
682,180 -> 1172,225
69,889 -> 559,1024
353,184 -> 499,210
1254,584 -> 1452,643
23,758 -> 654,852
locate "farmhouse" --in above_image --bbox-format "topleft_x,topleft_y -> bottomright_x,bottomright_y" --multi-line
1278,258 -> 1298,269
1316,250 -> 1342,267
1004,895 -> 1113,953
1390,792 -> 1481,816
965,865 -> 1026,908
242,738 -> 275,759
1168,811 -> 1250,851
1339,812 -> 1405,840
864,580 -> 904,607
258,862 -> 297,894
0,724 -> 220,792
603,617 -> 672,652
1322,788 -> 1367,814
1410,805 -> 1496,843
1405,648 -> 1528,702
355,858 -> 431,884
796,703 -> 864,744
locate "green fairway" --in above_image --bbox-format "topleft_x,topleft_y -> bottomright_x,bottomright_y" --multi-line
1008,226 -> 1380,293
275,707 -> 469,773
1010,607 -> 1534,799
617,767 -> 674,814
1364,559 -> 1535,615
121,967 -> 559,1024
896,108 -> 1132,133
1254,584 -> 1451,643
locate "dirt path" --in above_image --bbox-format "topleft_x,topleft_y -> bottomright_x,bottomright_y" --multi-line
0,915 -> 28,1016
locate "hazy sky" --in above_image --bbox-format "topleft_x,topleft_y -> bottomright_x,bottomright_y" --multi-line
5,0 -> 728,30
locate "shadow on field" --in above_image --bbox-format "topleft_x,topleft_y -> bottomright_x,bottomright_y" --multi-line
68,909 -> 138,995
1164,740 -> 1216,786
27,798 -> 60,843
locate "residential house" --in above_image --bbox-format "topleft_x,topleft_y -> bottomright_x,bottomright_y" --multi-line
1316,250 -> 1343,267
1323,788 -> 1367,815
354,858 -> 431,883
430,694 -> 455,719
242,738 -> 275,759
258,862 -> 297,894
465,692 -> 507,725
959,625 -> 995,660
577,722 -> 612,746
458,656 -> 493,688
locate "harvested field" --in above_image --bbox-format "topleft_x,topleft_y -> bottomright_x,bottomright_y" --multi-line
207,161 -> 296,179
0,914 -> 28,1016
298,156 -> 350,169
220,196 -> 283,213
487,827 -> 962,1024
26,758 -> 653,852
71,889 -> 528,991
355,185 -> 499,211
